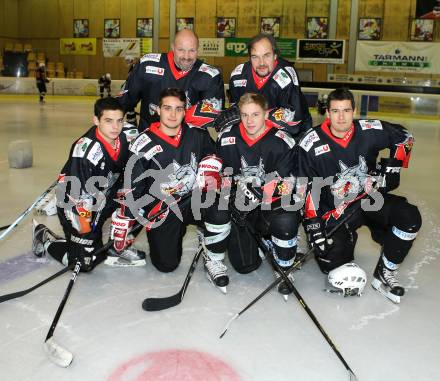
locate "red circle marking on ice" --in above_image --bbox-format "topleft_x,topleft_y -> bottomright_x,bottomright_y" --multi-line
108,349 -> 241,381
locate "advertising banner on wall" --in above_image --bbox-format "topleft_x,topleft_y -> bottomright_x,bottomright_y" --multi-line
60,38 -> 96,55
224,38 -> 297,58
296,39 -> 345,63
198,38 -> 225,57
103,38 -> 140,58
140,38 -> 153,55
355,41 -> 440,74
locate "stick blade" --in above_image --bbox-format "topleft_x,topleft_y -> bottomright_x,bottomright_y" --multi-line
44,337 -> 73,367
142,293 -> 182,311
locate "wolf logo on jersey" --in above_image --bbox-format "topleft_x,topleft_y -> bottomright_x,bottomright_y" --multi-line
237,157 -> 266,186
159,153 -> 197,196
330,156 -> 370,200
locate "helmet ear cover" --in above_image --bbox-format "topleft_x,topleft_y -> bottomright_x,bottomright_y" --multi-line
327,263 -> 367,297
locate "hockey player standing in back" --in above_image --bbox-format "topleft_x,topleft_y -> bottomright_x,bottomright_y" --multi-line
226,33 -> 312,135
206,92 -> 300,297
98,73 -> 112,98
118,29 -> 225,132
32,97 -> 142,271
114,87 -> 227,290
298,88 -> 422,303
36,62 -> 50,104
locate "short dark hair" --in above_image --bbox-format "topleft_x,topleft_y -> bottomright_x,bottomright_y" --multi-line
94,97 -> 124,119
159,87 -> 186,106
326,88 -> 355,110
247,33 -> 279,56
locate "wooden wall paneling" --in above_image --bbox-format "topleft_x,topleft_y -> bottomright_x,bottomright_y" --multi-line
89,0 -> 105,37
88,38 -> 103,78
176,0 -> 195,18
336,0 -> 350,39
74,0 -> 89,18
305,0 -> 329,17
136,0 -> 154,17
288,0 -> 307,38
59,0 -> 73,38
159,0 -> 169,40
18,0 -> 33,38
195,0 -> 215,36
383,0 -> 411,40
159,37 -> 169,52
217,0 -> 237,17
237,1 -> 259,37
1,0 -> 19,38
105,0 -> 121,18
121,0 -> 137,37
359,0 -> 384,17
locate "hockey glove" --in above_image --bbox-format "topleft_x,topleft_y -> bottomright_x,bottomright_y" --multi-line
376,157 -> 402,193
213,104 -> 240,132
68,234 -> 99,272
195,155 -> 223,192
303,217 -> 333,257
110,208 -> 135,252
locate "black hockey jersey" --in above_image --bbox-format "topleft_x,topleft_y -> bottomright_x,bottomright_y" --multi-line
228,58 -> 312,132
124,122 -> 215,220
118,51 -> 225,131
57,124 -> 138,227
216,121 -> 297,201
298,119 -> 414,224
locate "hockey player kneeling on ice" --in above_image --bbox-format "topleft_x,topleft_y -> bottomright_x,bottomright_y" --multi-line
298,88 -> 422,303
209,92 -> 300,298
116,88 -> 228,290
32,97 -> 142,270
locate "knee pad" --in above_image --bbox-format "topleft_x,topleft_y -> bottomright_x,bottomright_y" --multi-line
390,202 -> 422,236
271,235 -> 297,266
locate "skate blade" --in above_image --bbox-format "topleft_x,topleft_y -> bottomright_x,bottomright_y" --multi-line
205,273 -> 227,294
371,278 -> 401,304
104,257 -> 146,267
282,294 -> 288,302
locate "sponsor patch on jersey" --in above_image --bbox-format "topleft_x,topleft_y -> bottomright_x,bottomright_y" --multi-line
300,130 -> 320,152
144,144 -> 163,160
233,79 -> 247,87
130,134 -> 152,154
123,128 -> 139,143
359,119 -> 383,130
275,130 -> 295,149
273,68 -> 291,89
221,137 -> 236,146
314,144 -> 331,156
86,142 -> 104,165
199,64 -> 219,78
230,64 -> 244,77
72,137 -> 93,158
140,53 -> 162,63
145,66 -> 165,76
284,66 -> 299,86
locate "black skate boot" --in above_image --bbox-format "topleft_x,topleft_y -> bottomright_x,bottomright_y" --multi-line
203,252 -> 229,294
32,220 -> 56,257
372,254 -> 405,303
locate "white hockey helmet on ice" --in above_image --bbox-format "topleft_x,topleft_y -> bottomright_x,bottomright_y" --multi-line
327,263 -> 367,297
105,73 -> 111,80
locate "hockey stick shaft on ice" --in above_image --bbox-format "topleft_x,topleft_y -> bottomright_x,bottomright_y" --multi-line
0,180 -> 58,241
142,245 -> 203,311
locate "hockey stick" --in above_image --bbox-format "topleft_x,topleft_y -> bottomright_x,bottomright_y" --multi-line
0,225 -> 9,231
249,226 -> 358,380
142,245 -> 203,311
44,195 -> 189,366
0,266 -> 70,304
0,180 -> 58,241
219,198 -> 365,338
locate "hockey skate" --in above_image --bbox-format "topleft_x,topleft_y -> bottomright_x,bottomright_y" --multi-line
371,254 -> 405,304
105,247 -> 147,267
203,252 -> 229,294
32,220 -> 60,257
